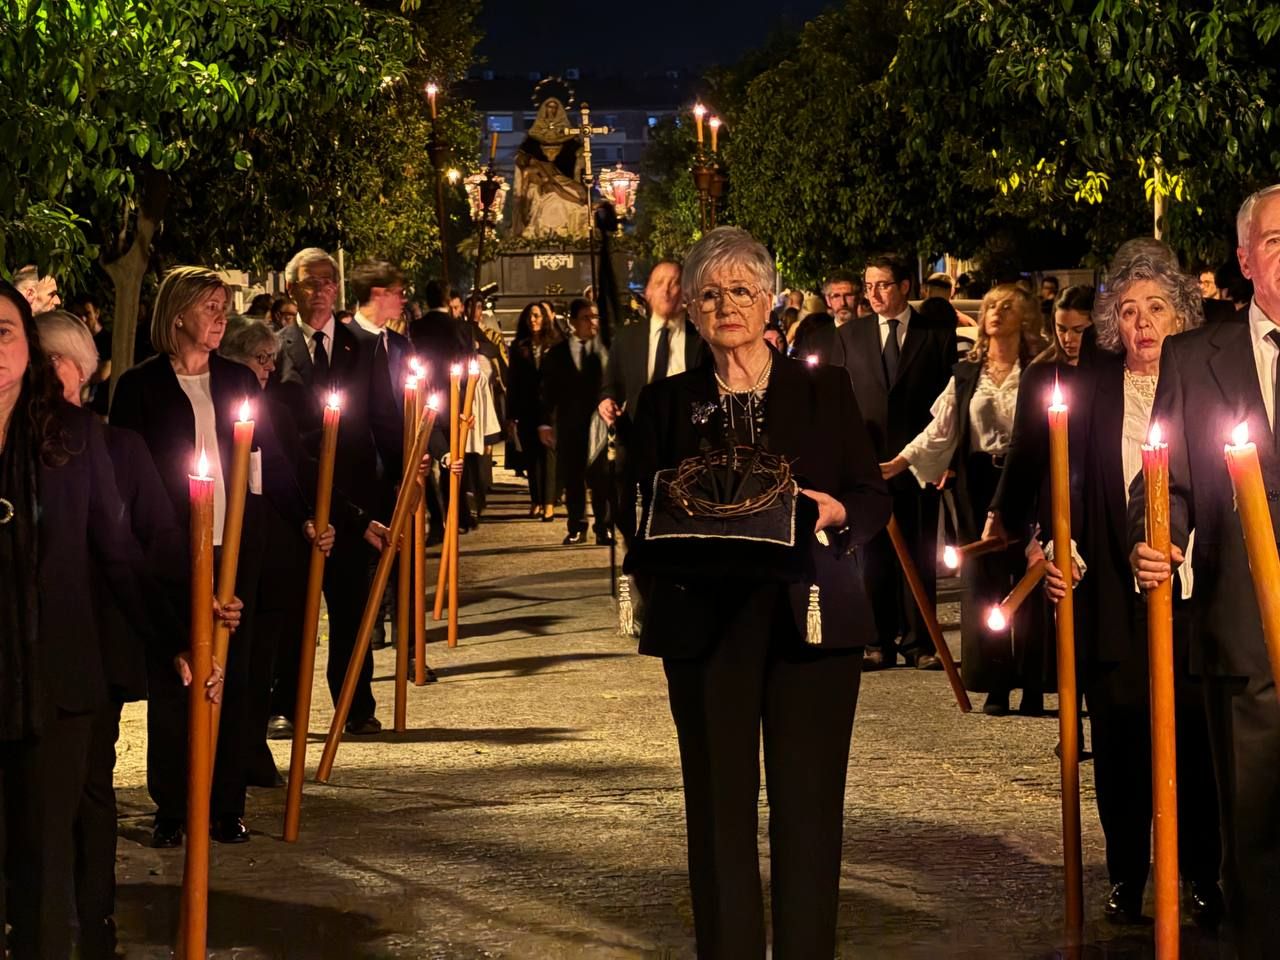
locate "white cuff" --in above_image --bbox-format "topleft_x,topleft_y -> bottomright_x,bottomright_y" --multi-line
1041,536 -> 1087,581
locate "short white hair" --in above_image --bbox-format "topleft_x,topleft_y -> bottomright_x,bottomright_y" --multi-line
681,227 -> 776,306
34,310 -> 98,381
1237,184 -> 1280,247
284,247 -> 339,286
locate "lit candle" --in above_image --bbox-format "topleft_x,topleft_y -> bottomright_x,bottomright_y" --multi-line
985,560 -> 1048,632
489,131 -> 498,164
693,103 -> 706,144
447,359 -> 482,648
413,380 -> 429,687
181,448 -> 215,958
985,606 -> 1008,632
709,116 -> 721,153
805,354 -> 819,367
942,544 -> 960,572
283,392 -> 341,841
1047,377 -> 1084,944
435,365 -> 464,623
394,374 -> 420,731
1224,422 -> 1280,692
209,399 -> 255,768
425,82 -> 438,120
446,167 -> 461,185
1142,419 -> 1179,952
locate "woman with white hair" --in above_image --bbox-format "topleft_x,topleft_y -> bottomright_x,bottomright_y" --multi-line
627,227 -> 890,957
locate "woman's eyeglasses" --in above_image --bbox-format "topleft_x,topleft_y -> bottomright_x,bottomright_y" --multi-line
696,285 -> 760,313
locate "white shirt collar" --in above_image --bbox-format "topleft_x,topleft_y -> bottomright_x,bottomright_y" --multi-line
879,306 -> 912,326
352,309 -> 385,338
1250,299 -> 1279,346
651,314 -> 681,334
297,313 -> 336,344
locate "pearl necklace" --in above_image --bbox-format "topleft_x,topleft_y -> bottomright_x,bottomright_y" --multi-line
715,353 -> 772,396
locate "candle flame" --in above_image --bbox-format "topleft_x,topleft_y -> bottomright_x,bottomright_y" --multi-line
1232,422 -> 1250,447
427,393 -> 440,411
425,82 -> 438,97
1148,421 -> 1163,446
450,363 -> 463,377
942,545 -> 960,570
405,375 -> 418,390
805,354 -> 819,367
196,448 -> 210,479
409,356 -> 425,376
238,398 -> 251,422
468,358 -> 480,376
986,606 -> 1008,632
446,167 -> 461,184
709,116 -> 722,130
693,103 -> 706,118
326,391 -> 341,411
1050,378 -> 1064,409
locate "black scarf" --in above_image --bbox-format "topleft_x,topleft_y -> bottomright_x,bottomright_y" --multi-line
0,385 -> 44,740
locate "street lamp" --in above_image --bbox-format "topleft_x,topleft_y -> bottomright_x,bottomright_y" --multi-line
597,163 -> 641,225
463,171 -> 510,225
690,104 -> 727,230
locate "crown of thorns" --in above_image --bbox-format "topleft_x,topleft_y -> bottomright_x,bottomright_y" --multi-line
662,445 -> 793,519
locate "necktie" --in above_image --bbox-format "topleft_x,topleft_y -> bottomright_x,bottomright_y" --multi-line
652,324 -> 671,382
883,317 -> 901,384
312,329 -> 330,386
1269,329 -> 1280,441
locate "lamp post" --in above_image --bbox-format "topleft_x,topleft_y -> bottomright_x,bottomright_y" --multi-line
463,165 -> 509,303
690,106 -> 726,231
426,82 -> 451,292
596,163 -> 641,235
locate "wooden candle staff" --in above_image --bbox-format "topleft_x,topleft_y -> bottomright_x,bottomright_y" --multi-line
1047,380 -> 1084,947
886,515 -> 971,713
283,392 -> 341,842
179,451 -> 215,958
1143,421 -> 1180,957
449,359 -> 481,648
413,378 -> 429,686
208,399 -> 253,772
394,374 -> 421,732
434,364 -> 462,622
1224,422 -> 1280,698
315,400 -> 438,783
942,536 -> 1006,572
985,560 -> 1048,633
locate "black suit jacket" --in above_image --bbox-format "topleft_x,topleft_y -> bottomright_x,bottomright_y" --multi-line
599,317 -> 704,428
539,339 -> 605,456
1128,315 -> 1280,677
627,356 -> 891,657
835,309 -> 958,488
409,310 -> 469,395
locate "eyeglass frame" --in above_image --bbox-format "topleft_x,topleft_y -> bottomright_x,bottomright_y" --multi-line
694,282 -> 764,314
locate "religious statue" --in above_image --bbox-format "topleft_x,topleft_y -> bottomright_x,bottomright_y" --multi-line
511,96 -> 591,239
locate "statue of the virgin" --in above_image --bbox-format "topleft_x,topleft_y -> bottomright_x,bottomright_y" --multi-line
511,96 -> 590,239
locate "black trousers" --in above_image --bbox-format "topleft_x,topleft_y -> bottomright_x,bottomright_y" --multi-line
265,531 -> 311,722
864,484 -> 939,661
322,538 -> 377,724
74,699 -> 124,958
1203,671 -> 1280,960
0,709 -> 95,960
662,585 -> 863,959
562,443 -> 610,536
1086,659 -> 1221,890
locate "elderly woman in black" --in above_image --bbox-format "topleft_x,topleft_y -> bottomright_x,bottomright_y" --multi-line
0,283 -> 221,958
111,267 -> 313,846
628,228 -> 890,958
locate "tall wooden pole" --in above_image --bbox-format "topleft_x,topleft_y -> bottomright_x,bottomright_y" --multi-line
413,383 -> 429,685
434,366 -> 462,621
449,360 -> 480,648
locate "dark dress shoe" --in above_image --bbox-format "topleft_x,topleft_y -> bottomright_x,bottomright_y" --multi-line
345,715 -> 383,736
210,816 -> 250,844
914,653 -> 943,671
1018,691 -> 1045,716
247,765 -> 284,789
562,531 -> 586,545
1188,879 -> 1224,930
982,691 -> 1010,716
1103,881 -> 1148,924
267,715 -> 294,740
151,818 -> 184,848
863,649 -> 891,670
594,531 -> 615,546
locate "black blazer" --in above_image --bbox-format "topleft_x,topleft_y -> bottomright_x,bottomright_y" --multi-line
539,339 -> 605,445
835,309 -> 958,487
1128,315 -> 1280,677
627,356 -> 891,658
36,405 -> 167,717
110,352 -> 306,557
790,312 -> 838,363
409,310 -> 469,396
599,317 -> 705,429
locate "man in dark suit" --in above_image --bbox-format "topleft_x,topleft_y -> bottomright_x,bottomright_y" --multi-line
834,253 -> 957,670
791,270 -> 863,364
540,298 -> 611,545
598,260 -> 704,543
274,248 -> 392,735
1129,183 -> 1280,959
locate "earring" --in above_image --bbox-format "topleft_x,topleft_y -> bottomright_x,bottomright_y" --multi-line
177,320 -> 184,328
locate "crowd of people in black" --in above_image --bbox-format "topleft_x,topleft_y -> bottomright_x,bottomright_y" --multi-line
4,181 -> 1280,960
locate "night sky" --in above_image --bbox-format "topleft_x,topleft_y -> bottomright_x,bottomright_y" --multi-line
475,0 -> 834,76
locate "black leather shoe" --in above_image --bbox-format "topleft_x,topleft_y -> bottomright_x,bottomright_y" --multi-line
1103,881 -> 1148,924
151,818 -> 184,849
1188,879 -> 1224,930
594,532 -> 615,546
863,649 -> 891,670
562,531 -> 586,545
345,715 -> 383,736
267,715 -> 293,740
210,816 -> 250,844
982,691 -> 1010,716
914,653 -> 943,671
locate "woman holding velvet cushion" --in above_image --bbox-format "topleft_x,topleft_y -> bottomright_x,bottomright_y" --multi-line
626,227 -> 890,959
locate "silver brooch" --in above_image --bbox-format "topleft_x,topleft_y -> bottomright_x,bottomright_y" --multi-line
690,401 -> 719,426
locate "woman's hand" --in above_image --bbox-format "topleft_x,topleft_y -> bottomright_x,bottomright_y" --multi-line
538,426 -> 555,449
1044,554 -> 1083,603
934,469 -> 955,491
304,520 -> 336,556
800,488 -> 847,533
1130,542 -> 1186,591
364,520 -> 391,552
175,653 -> 225,704
213,596 -> 243,632
880,455 -> 909,480
982,511 -> 1009,544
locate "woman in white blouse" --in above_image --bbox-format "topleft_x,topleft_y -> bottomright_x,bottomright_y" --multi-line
1034,239 -> 1222,926
880,284 -> 1046,716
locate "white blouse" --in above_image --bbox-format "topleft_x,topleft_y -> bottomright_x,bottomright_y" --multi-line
1121,370 -> 1194,598
901,364 -> 1022,486
175,371 -> 227,547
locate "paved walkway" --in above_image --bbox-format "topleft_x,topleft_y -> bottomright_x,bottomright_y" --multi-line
112,475 -> 1231,958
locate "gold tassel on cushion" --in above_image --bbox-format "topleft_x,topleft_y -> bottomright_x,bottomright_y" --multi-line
805,585 -> 822,645
617,576 -> 635,637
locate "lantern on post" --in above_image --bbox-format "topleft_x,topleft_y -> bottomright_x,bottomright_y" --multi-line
597,163 -> 641,232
